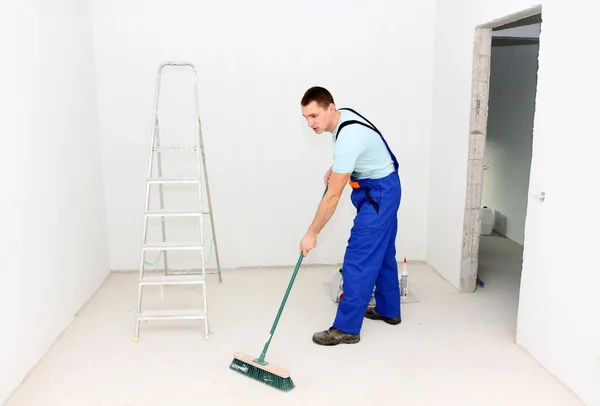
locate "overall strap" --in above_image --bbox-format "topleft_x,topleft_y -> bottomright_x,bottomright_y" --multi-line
335,120 -> 378,141
338,107 -> 382,135
336,108 -> 399,171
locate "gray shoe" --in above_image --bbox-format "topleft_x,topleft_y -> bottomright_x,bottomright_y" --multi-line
312,327 -> 360,346
364,308 -> 402,325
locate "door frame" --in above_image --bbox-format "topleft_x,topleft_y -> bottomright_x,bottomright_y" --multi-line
459,5 -> 542,292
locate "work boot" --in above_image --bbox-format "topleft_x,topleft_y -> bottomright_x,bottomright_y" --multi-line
364,308 -> 402,325
312,327 -> 360,346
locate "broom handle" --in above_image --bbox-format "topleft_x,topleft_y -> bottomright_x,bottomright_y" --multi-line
256,252 -> 304,365
256,186 -> 328,365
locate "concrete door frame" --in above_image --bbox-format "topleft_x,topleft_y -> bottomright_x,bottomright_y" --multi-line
459,5 -> 542,292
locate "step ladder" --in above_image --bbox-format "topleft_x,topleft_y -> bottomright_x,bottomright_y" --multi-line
134,61 -> 222,342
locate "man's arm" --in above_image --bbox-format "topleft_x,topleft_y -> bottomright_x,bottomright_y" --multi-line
306,171 -> 351,237
299,123 -> 365,255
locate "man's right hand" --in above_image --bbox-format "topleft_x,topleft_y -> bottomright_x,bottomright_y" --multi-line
324,166 -> 333,186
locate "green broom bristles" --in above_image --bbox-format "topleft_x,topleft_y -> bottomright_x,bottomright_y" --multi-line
229,353 -> 295,392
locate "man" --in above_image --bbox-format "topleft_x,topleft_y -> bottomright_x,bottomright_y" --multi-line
299,86 -> 402,346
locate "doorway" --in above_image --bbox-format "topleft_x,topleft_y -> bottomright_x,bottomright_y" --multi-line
459,6 -> 542,293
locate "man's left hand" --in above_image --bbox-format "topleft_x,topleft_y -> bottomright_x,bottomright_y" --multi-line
299,232 -> 317,256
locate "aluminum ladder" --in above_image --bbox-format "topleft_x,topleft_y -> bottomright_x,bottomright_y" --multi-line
134,61 -> 222,342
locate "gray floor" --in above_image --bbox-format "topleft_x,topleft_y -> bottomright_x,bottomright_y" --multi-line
476,230 -> 526,338
5,238 -> 584,406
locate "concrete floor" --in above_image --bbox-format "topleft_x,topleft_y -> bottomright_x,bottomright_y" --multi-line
5,239 -> 584,406
477,231 -> 527,340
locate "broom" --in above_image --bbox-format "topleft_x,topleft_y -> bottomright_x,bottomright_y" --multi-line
229,186 -> 328,391
229,252 -> 303,391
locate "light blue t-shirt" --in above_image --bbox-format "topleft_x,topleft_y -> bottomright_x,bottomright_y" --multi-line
331,109 -> 395,180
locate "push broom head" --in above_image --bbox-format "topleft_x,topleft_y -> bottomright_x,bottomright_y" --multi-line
229,351 -> 295,392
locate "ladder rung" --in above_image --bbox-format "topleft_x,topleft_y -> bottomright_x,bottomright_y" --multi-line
153,146 -> 197,152
139,274 -> 205,285
142,242 -> 203,251
137,309 -> 206,321
147,177 -> 200,184
145,210 -> 202,217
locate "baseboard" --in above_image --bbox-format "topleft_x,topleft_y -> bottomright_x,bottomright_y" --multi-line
110,259 -> 427,274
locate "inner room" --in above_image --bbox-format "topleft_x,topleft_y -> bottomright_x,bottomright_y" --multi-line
2,1 -> 597,406
477,17 -> 541,334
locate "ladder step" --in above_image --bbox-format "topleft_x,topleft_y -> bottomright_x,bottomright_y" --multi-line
153,146 -> 197,153
145,210 -> 203,217
142,242 -> 203,251
139,274 -> 205,285
147,177 -> 200,184
137,309 -> 206,321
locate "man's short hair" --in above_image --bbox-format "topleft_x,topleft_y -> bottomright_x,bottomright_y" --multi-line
301,86 -> 335,109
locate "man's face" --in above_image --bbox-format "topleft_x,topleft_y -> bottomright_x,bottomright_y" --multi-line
302,101 -> 336,134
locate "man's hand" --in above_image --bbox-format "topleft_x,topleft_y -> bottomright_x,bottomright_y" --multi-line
324,166 -> 333,186
299,232 -> 317,256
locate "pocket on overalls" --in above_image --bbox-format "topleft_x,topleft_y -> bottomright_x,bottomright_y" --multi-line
364,187 -> 380,214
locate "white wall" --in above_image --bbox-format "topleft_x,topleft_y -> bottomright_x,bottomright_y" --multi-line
515,3 -> 600,405
91,0 -> 437,272
482,42 -> 539,245
429,1 -> 600,405
0,0 -> 110,403
493,23 -> 541,37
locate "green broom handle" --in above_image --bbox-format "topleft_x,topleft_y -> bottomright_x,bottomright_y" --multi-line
255,186 -> 328,365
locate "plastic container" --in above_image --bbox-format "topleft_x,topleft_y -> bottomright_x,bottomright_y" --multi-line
330,268 -> 343,303
481,206 -> 494,235
400,257 -> 408,297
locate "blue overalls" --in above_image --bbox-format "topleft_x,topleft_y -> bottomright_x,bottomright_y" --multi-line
332,108 -> 402,335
